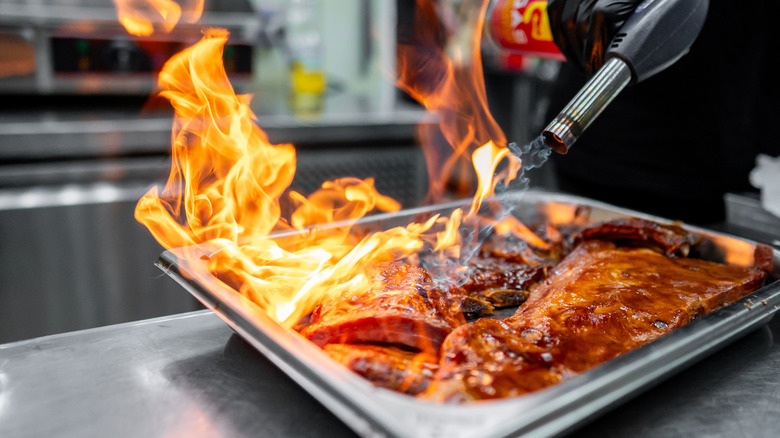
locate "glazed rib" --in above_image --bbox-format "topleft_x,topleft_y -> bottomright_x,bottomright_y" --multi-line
435,229 -> 564,318
300,261 -> 463,354
574,217 -> 697,256
457,254 -> 548,315
424,240 -> 767,402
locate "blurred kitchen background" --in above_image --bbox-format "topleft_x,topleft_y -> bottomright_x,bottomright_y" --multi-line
0,0 -> 563,343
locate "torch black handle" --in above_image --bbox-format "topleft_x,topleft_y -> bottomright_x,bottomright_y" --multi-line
606,0 -> 709,84
540,0 -> 709,153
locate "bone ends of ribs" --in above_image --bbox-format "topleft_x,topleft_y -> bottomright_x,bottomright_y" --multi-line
574,217 -> 697,256
423,240 -> 767,402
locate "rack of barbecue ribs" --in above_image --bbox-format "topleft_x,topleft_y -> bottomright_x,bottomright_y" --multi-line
297,218 -> 772,400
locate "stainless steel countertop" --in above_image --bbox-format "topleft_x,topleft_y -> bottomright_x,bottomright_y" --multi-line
2,295 -> 780,437
2,196 -> 778,437
0,311 -> 358,438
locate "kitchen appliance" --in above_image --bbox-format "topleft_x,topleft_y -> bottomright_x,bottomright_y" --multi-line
0,0 -> 260,95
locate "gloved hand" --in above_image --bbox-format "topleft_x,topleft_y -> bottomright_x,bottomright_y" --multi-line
547,0 -> 644,76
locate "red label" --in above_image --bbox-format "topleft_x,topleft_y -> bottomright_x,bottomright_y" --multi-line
489,0 -> 565,60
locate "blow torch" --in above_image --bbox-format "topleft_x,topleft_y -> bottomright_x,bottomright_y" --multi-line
487,0 -> 709,154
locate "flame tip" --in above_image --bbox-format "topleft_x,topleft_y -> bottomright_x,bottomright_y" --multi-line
134,0 -> 527,329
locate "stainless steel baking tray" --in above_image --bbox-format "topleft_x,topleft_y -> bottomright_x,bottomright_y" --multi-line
156,190 -> 780,438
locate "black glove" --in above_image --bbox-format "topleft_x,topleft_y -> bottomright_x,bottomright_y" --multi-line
547,0 -> 644,76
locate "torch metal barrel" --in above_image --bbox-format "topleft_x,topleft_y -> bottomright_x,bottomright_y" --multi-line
542,57 -> 633,154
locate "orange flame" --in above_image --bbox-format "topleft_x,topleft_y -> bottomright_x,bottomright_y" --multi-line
469,141 -> 510,216
113,0 -> 204,36
492,215 -> 552,250
396,0 -> 517,202
134,1 -> 525,327
135,30 -> 460,326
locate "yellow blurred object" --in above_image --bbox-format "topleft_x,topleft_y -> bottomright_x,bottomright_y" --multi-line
290,61 -> 326,95
286,0 -> 325,113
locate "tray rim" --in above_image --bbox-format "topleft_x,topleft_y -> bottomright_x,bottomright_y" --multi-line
155,190 -> 780,438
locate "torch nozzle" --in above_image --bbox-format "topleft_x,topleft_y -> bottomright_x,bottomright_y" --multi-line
542,123 -> 572,155
542,57 -> 633,154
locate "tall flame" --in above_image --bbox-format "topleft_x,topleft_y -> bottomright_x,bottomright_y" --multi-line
135,30 -> 460,325
133,1 -> 530,326
396,0 -> 517,202
113,0 -> 204,36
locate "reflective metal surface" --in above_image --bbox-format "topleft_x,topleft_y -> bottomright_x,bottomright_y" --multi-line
157,191 -> 780,438
0,311 -> 357,438
725,193 -> 780,248
0,181 -> 202,343
578,319 -> 780,437
2,302 -> 780,437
